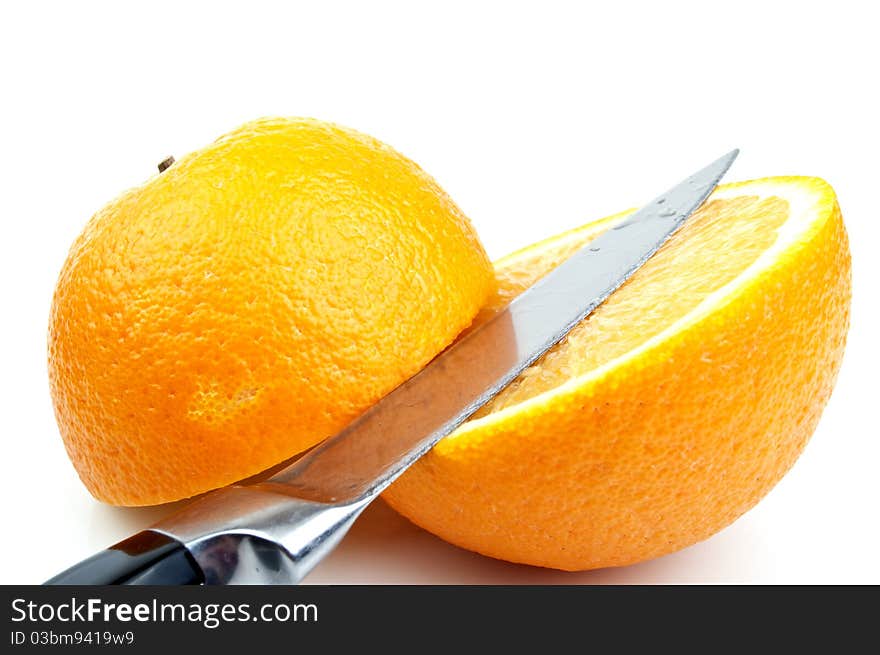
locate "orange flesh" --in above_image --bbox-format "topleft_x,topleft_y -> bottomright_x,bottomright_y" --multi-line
475,196 -> 789,416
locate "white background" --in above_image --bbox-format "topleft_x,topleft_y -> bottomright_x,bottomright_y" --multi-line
1,1 -> 877,584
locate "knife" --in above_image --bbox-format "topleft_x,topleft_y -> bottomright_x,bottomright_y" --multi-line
46,150 -> 738,585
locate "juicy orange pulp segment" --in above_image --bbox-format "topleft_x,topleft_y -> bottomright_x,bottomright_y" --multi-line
474,192 -> 790,417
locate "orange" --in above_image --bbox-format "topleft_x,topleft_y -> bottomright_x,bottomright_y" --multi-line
383,177 -> 851,571
48,117 -> 494,506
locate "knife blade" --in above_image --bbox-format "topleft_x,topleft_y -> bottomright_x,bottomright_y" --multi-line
46,150 -> 738,585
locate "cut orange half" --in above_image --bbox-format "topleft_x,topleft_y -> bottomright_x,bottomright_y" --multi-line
383,177 -> 851,571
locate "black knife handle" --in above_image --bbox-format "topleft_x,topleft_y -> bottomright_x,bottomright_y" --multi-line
44,530 -> 204,585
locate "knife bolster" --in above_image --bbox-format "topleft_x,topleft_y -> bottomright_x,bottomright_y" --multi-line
153,485 -> 369,584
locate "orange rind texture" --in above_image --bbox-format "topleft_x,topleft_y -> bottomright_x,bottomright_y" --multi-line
48,117 -> 494,506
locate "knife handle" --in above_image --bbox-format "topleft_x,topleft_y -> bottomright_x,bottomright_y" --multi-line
45,530 -> 204,585
46,487 -> 369,585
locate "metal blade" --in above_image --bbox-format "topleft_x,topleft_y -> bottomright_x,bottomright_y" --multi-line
267,150 -> 739,503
